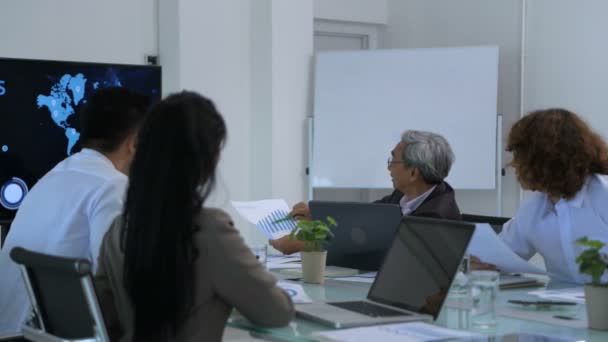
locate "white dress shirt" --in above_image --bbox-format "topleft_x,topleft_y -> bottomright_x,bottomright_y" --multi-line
0,148 -> 127,334
500,174 -> 608,284
399,186 -> 436,216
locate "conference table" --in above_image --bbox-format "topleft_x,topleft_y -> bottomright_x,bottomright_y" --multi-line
227,272 -> 608,342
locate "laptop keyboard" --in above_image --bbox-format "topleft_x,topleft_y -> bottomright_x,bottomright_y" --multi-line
328,301 -> 411,317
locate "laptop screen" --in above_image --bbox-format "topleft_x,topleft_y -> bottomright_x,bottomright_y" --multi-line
368,216 -> 475,319
309,201 -> 402,271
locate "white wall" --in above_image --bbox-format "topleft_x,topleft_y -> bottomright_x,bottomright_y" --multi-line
158,0 -> 180,94
314,0 -> 387,24
248,0 -> 314,243
270,1 -> 314,204
524,0 -> 608,140
0,0 -> 157,64
160,0 -> 313,243
159,0 -> 255,238
378,0 -> 523,217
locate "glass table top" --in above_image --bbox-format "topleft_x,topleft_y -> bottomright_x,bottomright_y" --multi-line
228,274 -> 608,342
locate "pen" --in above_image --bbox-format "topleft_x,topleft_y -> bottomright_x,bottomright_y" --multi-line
273,216 -> 293,224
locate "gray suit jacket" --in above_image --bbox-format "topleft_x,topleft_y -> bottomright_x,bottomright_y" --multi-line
95,208 -> 294,342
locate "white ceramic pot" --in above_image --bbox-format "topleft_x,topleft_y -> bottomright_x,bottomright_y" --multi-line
301,250 -> 327,284
584,285 -> 608,330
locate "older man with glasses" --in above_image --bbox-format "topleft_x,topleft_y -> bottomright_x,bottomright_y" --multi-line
270,130 -> 462,255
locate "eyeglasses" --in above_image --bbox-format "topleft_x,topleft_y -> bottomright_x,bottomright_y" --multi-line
387,156 -> 405,167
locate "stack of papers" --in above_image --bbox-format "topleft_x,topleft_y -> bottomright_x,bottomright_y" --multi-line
528,288 -> 585,304
231,199 -> 297,239
312,322 -> 479,342
499,275 -> 545,289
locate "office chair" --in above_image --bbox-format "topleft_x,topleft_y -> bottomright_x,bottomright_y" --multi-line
461,213 -> 510,234
9,247 -> 110,342
0,334 -> 27,342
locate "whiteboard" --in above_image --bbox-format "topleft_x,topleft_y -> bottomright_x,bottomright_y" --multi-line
312,46 -> 498,189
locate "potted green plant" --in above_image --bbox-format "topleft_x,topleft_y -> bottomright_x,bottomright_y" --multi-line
575,237 -> 608,330
289,216 -> 337,284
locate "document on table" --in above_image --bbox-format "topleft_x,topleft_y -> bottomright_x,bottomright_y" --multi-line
333,272 -> 377,284
267,254 -> 302,269
468,223 -> 546,275
279,266 -> 359,278
231,199 -> 297,239
312,322 -> 479,342
277,281 -> 313,304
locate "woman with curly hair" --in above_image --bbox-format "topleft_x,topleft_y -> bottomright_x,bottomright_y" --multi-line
500,108 -> 608,283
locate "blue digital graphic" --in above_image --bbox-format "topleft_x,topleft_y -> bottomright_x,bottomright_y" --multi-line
0,80 -> 5,96
0,177 -> 28,210
1,145 -> 7,152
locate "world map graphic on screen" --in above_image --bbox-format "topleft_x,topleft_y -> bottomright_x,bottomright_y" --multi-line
0,58 -> 161,219
36,73 -> 86,155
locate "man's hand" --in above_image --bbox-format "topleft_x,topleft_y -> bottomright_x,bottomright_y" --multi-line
470,255 -> 498,271
289,202 -> 311,220
269,236 -> 305,255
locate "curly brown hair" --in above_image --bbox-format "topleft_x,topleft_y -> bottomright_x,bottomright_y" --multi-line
507,108 -> 608,199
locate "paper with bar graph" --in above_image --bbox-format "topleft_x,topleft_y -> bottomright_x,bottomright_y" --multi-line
231,199 -> 297,239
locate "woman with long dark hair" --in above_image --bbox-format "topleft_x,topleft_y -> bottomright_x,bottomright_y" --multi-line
95,91 -> 294,342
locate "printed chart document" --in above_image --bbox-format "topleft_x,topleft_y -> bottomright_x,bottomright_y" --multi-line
231,199 -> 297,239
312,322 -> 479,342
277,281 -> 313,304
468,223 -> 546,275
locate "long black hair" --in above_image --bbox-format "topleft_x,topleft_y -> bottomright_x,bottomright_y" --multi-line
120,91 -> 227,341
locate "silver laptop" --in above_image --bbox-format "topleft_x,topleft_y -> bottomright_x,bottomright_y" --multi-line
296,216 -> 476,328
309,201 -> 402,271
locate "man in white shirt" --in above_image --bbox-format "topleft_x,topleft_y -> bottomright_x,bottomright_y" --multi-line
0,87 -> 150,334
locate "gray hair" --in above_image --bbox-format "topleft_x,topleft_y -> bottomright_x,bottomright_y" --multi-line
400,130 -> 455,184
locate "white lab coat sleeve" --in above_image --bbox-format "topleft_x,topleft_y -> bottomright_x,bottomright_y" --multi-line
499,213 -> 536,261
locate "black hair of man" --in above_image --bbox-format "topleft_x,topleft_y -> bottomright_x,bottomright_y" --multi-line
79,87 -> 151,153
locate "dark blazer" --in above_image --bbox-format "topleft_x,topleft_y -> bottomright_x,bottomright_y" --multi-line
374,181 -> 461,220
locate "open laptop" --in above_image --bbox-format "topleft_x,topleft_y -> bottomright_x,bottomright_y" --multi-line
296,216 -> 476,328
309,201 -> 402,271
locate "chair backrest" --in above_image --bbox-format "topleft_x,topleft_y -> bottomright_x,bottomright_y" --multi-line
10,247 -> 109,342
460,213 -> 510,234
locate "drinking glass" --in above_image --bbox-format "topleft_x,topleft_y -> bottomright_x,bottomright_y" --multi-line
250,244 -> 268,268
470,270 -> 499,328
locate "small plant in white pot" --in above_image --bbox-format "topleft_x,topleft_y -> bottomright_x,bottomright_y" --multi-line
575,236 -> 608,330
289,216 -> 337,284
